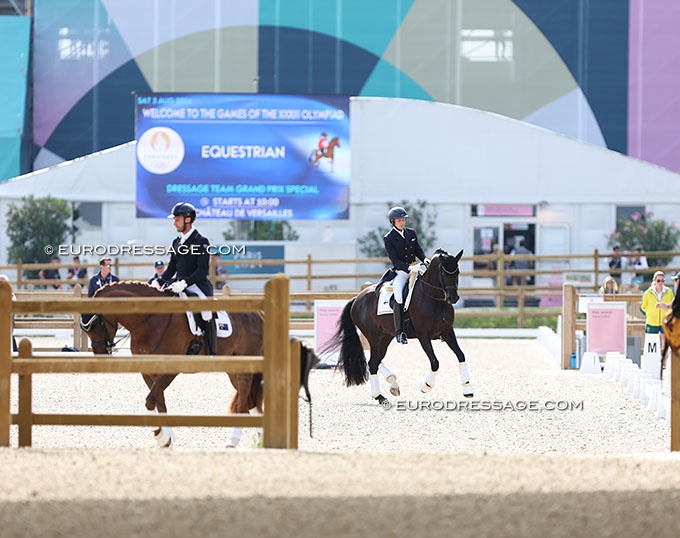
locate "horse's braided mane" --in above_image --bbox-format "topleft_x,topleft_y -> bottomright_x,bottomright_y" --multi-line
94,280 -> 172,297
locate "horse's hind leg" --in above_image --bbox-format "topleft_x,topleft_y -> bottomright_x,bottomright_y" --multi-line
226,374 -> 261,448
367,336 -> 392,404
378,363 -> 400,396
442,329 -> 474,397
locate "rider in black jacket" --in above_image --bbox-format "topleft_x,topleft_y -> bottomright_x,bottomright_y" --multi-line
383,206 -> 429,344
154,202 -> 217,355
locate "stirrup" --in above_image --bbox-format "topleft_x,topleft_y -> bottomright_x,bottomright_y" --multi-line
396,331 -> 408,344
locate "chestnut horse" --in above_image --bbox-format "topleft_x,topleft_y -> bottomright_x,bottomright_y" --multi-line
309,136 -> 340,171
81,282 -> 264,447
322,249 -> 474,404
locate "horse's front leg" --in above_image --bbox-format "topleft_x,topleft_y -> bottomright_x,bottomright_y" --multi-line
442,329 -> 474,398
417,336 -> 440,393
145,373 -> 179,448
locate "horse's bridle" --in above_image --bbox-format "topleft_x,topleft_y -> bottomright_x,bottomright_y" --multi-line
420,258 -> 460,304
81,313 -> 168,355
81,314 -> 117,355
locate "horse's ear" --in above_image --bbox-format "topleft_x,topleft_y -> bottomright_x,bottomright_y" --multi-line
454,249 -> 464,263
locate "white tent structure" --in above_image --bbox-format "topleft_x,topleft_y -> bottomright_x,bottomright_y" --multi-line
1,97 -> 679,288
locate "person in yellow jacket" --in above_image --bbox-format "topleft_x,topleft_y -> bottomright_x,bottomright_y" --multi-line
641,270 -> 674,348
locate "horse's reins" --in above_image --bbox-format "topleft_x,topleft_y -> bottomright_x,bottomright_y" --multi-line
87,313 -> 173,355
419,261 -> 459,303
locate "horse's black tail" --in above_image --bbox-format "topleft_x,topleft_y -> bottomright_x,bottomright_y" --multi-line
319,298 -> 368,386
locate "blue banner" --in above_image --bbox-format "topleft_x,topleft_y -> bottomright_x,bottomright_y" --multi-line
135,93 -> 350,220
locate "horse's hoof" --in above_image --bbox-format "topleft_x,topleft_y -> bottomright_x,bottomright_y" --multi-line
385,374 -> 400,397
420,380 -> 434,393
226,436 -> 240,448
462,382 -> 474,398
374,394 -> 391,409
154,427 -> 173,448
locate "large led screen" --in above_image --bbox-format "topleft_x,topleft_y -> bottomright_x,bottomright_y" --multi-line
135,93 -> 350,219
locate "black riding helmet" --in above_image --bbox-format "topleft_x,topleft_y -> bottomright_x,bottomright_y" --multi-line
388,206 -> 408,223
169,202 -> 197,222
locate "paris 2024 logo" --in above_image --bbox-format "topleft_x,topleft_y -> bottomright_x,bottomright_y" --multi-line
137,127 -> 185,174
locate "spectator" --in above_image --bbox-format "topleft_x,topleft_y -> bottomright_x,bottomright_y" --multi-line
147,259 -> 165,286
509,239 -> 533,285
641,270 -> 674,349
599,276 -> 619,296
486,242 -> 501,286
0,274 -> 17,352
67,256 -> 88,282
39,255 -> 62,290
629,245 -> 648,287
88,258 -> 120,298
608,245 -> 624,287
212,253 -> 229,291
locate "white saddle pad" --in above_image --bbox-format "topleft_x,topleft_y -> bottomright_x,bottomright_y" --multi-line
185,311 -> 233,338
377,284 -> 394,315
377,267 -> 424,316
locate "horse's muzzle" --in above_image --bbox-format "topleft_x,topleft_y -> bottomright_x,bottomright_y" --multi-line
446,287 -> 459,304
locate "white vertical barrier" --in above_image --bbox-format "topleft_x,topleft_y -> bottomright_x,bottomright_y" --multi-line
641,333 -> 662,379
579,352 -> 602,374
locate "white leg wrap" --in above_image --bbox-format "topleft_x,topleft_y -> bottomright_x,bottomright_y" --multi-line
420,371 -> 437,393
378,363 -> 399,395
154,426 -> 174,448
378,363 -> 392,378
369,374 -> 381,398
227,427 -> 243,448
458,363 -> 471,385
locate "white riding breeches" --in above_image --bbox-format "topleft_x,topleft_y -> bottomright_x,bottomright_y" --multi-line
186,283 -> 212,321
393,270 -> 408,304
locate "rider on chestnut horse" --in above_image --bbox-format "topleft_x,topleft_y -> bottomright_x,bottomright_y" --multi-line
151,202 -> 218,355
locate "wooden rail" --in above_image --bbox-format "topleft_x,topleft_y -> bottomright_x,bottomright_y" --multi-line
4,249 -> 680,297
0,275 -> 296,449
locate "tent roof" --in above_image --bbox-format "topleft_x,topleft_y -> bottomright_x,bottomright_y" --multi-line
0,142 -> 135,202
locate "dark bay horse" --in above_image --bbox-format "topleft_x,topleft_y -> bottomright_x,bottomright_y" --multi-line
323,249 -> 473,404
310,136 -> 340,171
81,281 -> 265,447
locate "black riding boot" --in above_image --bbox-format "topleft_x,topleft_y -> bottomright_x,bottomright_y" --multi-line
204,317 -> 218,355
393,302 -> 407,344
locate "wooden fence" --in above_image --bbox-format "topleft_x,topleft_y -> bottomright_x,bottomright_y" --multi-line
5,249 -> 680,297
561,283 -> 680,451
0,275 -> 298,449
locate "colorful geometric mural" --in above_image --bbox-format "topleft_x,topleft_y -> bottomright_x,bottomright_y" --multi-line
26,0 -> 680,175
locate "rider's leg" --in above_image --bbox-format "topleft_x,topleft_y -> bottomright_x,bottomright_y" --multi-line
186,284 -> 218,355
393,271 -> 408,344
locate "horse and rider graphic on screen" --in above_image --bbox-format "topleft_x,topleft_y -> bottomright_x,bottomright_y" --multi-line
309,132 -> 340,171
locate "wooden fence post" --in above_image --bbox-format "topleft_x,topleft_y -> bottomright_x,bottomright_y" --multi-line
561,284 -> 576,370
18,338 -> 33,447
263,274 -> 290,448
0,282 -> 12,446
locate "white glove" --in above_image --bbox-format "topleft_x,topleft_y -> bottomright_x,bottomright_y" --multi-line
169,280 -> 187,294
149,280 -> 161,289
423,258 -> 431,267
